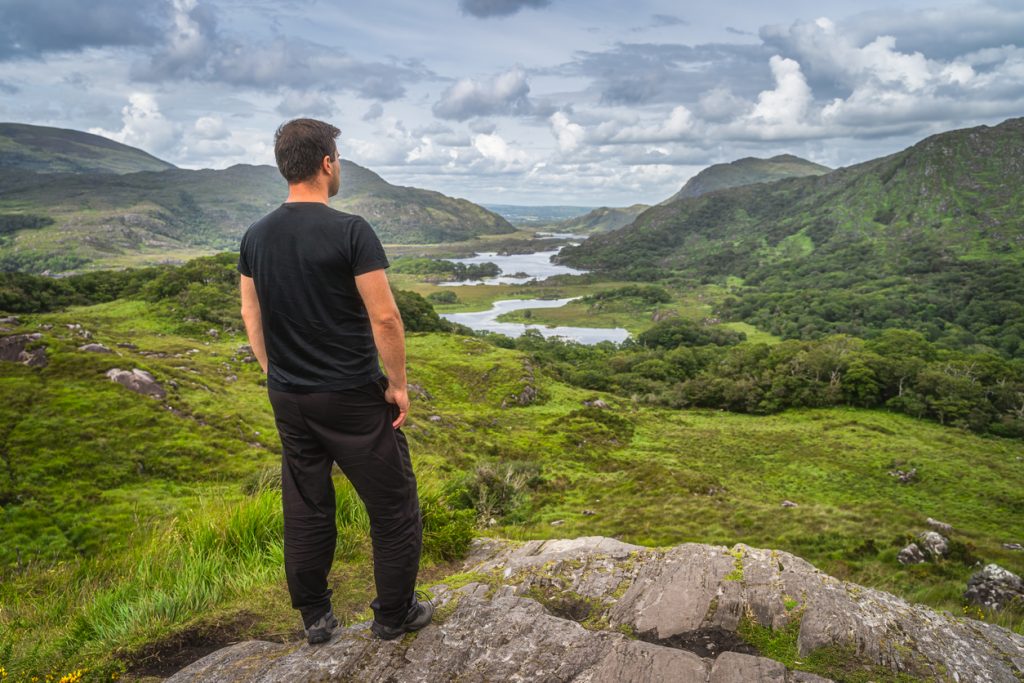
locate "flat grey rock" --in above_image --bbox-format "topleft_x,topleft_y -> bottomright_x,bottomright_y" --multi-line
168,536 -> 1024,683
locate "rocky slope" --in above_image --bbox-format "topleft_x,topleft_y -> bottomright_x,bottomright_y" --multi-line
169,537 -> 1024,682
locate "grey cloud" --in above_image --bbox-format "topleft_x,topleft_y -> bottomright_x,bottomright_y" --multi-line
651,14 -> 688,28
726,27 -> 754,37
836,3 -> 1024,61
566,42 -> 772,106
362,103 -> 384,121
631,14 -> 689,33
459,0 -> 552,19
134,19 -> 432,101
275,90 -> 337,118
0,80 -> 19,95
0,0 -> 165,59
469,120 -> 498,134
433,67 -> 534,120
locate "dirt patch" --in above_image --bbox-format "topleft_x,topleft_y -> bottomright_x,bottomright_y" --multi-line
121,611 -> 283,678
638,626 -> 759,659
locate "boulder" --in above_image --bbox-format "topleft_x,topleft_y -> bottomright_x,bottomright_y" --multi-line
106,368 -> 166,399
927,517 -> 954,535
918,530 -> 949,558
964,564 -> 1024,611
79,343 -> 113,354
0,333 -> 47,367
898,543 -> 926,565
170,537 -> 1024,682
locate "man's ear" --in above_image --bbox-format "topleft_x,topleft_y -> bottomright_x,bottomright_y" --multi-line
321,155 -> 333,174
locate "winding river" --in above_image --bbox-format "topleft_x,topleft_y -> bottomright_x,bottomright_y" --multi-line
437,244 -> 630,345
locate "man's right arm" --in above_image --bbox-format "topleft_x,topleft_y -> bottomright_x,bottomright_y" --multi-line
354,268 -> 408,429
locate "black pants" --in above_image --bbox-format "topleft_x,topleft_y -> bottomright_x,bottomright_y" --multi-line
268,377 -> 422,629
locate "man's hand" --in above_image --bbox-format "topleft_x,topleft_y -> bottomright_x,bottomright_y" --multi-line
384,383 -> 409,429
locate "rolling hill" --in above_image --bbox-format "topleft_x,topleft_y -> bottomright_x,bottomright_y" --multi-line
0,124 -> 516,272
559,117 -> 1024,356
549,204 -> 650,234
663,153 -> 831,204
0,123 -> 174,174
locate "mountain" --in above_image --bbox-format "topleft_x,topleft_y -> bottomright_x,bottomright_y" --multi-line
0,124 -> 516,272
559,117 -> 1024,356
0,123 -> 175,174
550,204 -> 650,234
663,154 -> 831,203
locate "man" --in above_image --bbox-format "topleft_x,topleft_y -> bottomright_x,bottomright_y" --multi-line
238,118 -> 432,645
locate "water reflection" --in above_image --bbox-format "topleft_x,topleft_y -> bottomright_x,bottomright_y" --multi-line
441,298 -> 630,345
440,247 -> 586,286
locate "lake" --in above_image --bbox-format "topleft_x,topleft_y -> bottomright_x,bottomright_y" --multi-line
440,298 -> 631,345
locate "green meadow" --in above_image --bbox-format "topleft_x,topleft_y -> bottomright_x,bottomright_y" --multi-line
1,285 -> 1022,680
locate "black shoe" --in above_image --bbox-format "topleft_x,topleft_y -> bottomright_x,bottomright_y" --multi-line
370,591 -> 434,640
305,608 -> 339,645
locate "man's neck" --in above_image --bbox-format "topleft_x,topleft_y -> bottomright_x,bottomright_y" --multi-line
284,182 -> 329,204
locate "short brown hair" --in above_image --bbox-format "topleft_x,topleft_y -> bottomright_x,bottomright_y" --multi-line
273,118 -> 341,183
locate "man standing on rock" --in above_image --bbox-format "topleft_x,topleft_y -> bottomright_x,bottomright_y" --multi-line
238,118 -> 432,644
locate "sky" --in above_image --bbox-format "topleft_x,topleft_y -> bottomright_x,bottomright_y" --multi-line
0,0 -> 1022,206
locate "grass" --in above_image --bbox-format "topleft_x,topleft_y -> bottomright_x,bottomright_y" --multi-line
1,298 -> 1022,678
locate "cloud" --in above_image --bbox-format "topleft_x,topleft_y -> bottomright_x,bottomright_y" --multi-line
632,14 -> 689,32
458,0 -> 552,19
566,42 -> 773,105
472,132 -> 528,169
0,0 -> 164,59
550,112 -> 584,152
131,0 -> 432,100
362,103 -> 384,122
0,80 -> 19,95
275,90 -> 337,118
433,66 -> 534,120
748,56 -> 813,127
192,115 -> 229,140
89,93 -> 181,155
726,27 -> 754,37
834,2 -> 1024,62
697,87 -> 750,122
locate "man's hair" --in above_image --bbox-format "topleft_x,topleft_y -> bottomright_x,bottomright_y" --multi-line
273,118 -> 341,183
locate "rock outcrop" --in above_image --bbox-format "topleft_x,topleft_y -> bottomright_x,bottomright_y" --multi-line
0,333 -> 47,367
168,537 -> 1024,682
106,368 -> 166,399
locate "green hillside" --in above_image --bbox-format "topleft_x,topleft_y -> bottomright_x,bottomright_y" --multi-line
0,255 -> 1021,678
0,125 -> 516,273
664,153 -> 831,203
0,123 -> 175,175
560,117 -> 1024,357
551,204 -> 650,234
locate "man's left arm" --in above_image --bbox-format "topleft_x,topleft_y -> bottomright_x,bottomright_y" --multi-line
240,275 -> 268,374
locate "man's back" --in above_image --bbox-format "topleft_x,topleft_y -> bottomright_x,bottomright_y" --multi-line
238,202 -> 390,392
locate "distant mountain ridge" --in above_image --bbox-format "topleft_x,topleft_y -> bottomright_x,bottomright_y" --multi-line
551,204 -> 650,234
664,154 -> 831,203
561,118 -> 1024,274
0,123 -> 515,272
0,123 -> 175,174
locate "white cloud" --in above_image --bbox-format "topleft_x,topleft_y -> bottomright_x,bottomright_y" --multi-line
748,56 -> 814,127
89,93 -> 180,154
193,115 -> 228,140
472,132 -> 529,169
550,111 -> 584,152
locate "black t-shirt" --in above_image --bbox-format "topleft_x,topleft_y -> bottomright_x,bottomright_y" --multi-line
237,202 -> 390,393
